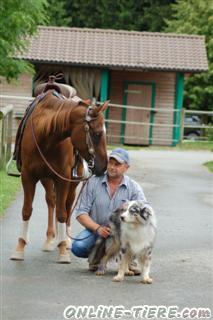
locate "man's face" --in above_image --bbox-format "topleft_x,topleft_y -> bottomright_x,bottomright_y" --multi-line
107,158 -> 129,179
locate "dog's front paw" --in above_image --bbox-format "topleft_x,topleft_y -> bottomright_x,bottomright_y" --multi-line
96,269 -> 106,276
125,270 -> 134,276
95,264 -> 106,276
113,275 -> 124,282
140,277 -> 153,284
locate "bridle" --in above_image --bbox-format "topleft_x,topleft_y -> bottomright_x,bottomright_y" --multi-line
83,106 -> 97,171
30,104 -> 99,183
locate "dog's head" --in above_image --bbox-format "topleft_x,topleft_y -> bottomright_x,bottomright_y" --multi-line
120,200 -> 153,225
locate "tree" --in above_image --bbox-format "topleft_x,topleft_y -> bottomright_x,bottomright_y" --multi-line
46,0 -> 71,27
0,0 -> 47,81
165,0 -> 213,111
64,0 -> 175,32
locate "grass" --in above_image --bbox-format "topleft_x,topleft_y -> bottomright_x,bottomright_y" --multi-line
108,141 -> 213,151
0,170 -> 21,216
204,161 -> 213,173
176,141 -> 213,151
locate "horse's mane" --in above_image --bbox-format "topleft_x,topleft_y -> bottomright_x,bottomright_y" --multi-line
33,92 -> 87,139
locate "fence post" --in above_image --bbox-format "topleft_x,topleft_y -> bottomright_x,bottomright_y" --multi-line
6,108 -> 13,162
180,108 -> 185,143
0,105 -> 13,169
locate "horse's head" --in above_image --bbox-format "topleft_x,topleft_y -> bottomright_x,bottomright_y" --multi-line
70,100 -> 110,176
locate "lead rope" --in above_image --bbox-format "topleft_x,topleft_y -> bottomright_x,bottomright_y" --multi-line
66,180 -> 95,241
67,179 -> 101,242
30,113 -> 92,183
30,113 -> 98,242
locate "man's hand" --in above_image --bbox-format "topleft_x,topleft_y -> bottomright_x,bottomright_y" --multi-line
96,226 -> 111,238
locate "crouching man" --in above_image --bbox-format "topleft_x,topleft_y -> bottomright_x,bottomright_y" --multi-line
71,148 -> 147,274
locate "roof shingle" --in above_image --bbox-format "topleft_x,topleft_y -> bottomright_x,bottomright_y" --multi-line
19,26 -> 208,72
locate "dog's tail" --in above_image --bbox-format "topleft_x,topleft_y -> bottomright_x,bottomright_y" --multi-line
88,237 -> 106,266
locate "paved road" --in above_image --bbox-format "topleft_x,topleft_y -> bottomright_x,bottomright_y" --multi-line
1,150 -> 213,320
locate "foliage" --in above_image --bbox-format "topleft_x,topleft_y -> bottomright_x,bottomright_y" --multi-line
204,161 -> 213,173
165,0 -> 213,111
0,170 -> 21,215
46,0 -> 71,26
205,125 -> 213,142
0,0 -> 48,80
63,0 -> 175,31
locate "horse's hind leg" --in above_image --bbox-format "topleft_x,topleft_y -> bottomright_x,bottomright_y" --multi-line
11,174 -> 36,261
41,178 -> 56,252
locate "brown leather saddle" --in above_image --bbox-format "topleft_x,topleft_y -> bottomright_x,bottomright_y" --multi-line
34,75 -> 76,98
12,75 -> 81,174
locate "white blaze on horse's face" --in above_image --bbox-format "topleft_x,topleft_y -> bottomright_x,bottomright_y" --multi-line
103,123 -> 106,134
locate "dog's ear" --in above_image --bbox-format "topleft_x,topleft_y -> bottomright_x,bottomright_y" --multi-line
139,207 -> 151,220
119,201 -> 129,211
114,205 -> 125,214
115,200 -> 128,213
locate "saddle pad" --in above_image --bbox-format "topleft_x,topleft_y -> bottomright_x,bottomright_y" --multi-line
13,91 -> 65,171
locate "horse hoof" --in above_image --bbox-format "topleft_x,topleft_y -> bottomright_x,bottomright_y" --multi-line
10,251 -> 24,261
42,240 -> 56,252
66,237 -> 71,250
57,253 -> 71,264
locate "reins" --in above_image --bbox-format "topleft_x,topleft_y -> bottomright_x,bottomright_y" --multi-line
29,100 -> 96,183
29,95 -> 105,242
66,175 -> 99,242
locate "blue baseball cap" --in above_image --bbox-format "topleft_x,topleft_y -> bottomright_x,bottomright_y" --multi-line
109,148 -> 130,165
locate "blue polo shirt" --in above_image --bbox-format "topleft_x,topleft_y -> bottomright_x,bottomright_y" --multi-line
74,173 -> 146,226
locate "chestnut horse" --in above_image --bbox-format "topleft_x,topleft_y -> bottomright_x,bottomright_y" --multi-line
11,90 -> 109,263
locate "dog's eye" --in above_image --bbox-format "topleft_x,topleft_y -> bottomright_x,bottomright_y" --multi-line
129,204 -> 140,215
130,208 -> 138,216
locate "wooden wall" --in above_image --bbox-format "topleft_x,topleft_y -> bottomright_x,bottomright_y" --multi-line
0,69 -> 176,145
0,74 -> 33,140
108,70 -> 176,146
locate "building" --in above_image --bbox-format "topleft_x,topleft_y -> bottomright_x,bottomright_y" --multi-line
0,26 -> 208,145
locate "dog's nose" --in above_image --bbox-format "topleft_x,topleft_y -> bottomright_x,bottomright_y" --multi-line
120,216 -> 125,221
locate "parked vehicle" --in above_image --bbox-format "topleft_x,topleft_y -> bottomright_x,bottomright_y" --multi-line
184,115 -> 202,140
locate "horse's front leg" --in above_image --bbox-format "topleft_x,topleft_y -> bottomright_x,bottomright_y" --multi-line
41,178 -> 56,252
66,163 -> 83,249
11,173 -> 37,261
66,181 -> 79,249
55,180 -> 71,263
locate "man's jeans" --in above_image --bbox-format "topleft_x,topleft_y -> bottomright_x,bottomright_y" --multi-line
71,229 -> 99,258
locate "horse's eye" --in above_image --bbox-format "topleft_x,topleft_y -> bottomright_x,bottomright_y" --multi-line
91,131 -> 103,144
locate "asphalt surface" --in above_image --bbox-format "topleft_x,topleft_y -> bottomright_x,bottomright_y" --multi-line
1,150 -> 213,320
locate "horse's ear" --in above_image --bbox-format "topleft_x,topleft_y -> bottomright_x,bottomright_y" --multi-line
81,99 -> 91,106
99,100 -> 110,113
90,100 -> 110,117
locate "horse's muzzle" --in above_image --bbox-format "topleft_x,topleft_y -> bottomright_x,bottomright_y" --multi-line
92,159 -> 107,176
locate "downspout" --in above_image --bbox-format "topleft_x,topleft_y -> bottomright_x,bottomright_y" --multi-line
173,73 -> 184,146
100,69 -> 109,127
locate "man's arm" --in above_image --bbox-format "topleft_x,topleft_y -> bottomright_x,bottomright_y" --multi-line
77,214 -> 99,232
74,178 -> 110,238
77,214 -> 110,238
